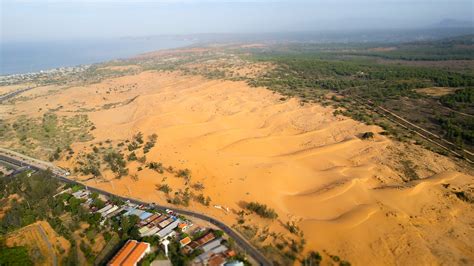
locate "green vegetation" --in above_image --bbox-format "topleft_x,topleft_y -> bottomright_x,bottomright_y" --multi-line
127,151 -> 138,161
176,168 -> 191,181
246,40 -> 474,152
284,221 -> 302,236
250,52 -> 472,102
103,150 -> 128,178
301,251 -> 322,266
156,184 -> 172,194
0,113 -> 93,160
168,188 -> 191,207
400,160 -> 420,181
76,151 -> 101,177
194,193 -> 211,206
0,171 -> 114,265
143,133 -> 158,153
168,239 -> 200,265
191,182 -> 205,191
245,202 -> 278,219
356,35 -> 474,61
361,132 -> 374,140
147,162 -> 164,174
440,87 -> 473,110
0,246 -> 33,266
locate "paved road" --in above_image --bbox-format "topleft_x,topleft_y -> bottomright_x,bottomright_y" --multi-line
0,153 -> 272,266
0,87 -> 34,103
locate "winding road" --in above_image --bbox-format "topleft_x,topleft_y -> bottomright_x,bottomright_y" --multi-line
0,152 -> 272,266
0,87 -> 35,103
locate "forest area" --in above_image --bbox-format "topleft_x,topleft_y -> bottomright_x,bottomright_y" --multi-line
246,35 -> 474,154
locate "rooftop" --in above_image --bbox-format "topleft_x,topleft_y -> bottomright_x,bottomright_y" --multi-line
108,240 -> 150,266
179,236 -> 192,247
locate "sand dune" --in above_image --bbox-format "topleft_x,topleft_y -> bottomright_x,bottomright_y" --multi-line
4,71 -> 473,265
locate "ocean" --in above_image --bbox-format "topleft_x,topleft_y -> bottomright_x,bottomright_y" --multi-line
0,38 -> 192,75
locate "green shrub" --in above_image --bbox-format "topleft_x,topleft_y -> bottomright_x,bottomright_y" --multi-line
245,202 -> 278,219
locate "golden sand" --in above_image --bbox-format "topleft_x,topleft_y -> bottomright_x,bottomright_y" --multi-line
3,71 -> 473,265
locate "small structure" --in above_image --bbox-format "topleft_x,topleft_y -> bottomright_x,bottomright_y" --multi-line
224,261 -> 244,266
179,236 -> 192,247
161,239 -> 170,257
193,244 -> 228,266
108,240 -> 150,266
102,205 -> 119,217
158,217 -> 173,229
178,223 -> 188,232
138,212 -> 153,221
124,207 -> 146,218
141,226 -> 161,237
201,238 -> 222,253
97,204 -> 114,215
157,219 -> 180,238
187,232 -> 215,250
72,190 -> 90,199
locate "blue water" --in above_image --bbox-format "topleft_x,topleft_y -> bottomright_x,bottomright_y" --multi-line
0,38 -> 192,75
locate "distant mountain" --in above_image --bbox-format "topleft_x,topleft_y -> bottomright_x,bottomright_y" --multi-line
433,19 -> 473,28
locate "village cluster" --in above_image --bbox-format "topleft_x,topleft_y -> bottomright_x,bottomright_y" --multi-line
0,65 -> 89,85
66,188 -> 244,266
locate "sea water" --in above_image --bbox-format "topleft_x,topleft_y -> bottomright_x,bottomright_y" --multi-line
0,37 -> 192,75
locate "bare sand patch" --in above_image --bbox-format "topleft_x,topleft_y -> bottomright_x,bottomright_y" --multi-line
368,47 -> 398,52
97,65 -> 141,72
416,87 -> 457,97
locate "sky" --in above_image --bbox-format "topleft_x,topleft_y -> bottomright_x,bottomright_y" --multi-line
1,0 -> 473,42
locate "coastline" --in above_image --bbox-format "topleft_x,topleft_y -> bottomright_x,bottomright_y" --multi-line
0,38 -> 194,76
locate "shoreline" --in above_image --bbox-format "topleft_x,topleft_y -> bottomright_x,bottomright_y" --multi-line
0,38 -> 194,76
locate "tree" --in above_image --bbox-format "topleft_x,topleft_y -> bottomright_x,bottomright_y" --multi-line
245,202 -> 278,219
0,246 -> 33,266
361,132 -> 374,139
156,184 -> 172,194
301,251 -> 322,266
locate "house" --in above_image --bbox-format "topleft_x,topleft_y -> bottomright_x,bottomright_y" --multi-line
124,208 -> 146,218
138,225 -> 153,236
160,230 -> 176,240
108,240 -> 150,266
102,205 -> 119,217
193,243 -> 227,265
207,253 -> 227,266
178,223 -> 188,232
72,190 -> 90,199
187,232 -> 215,251
179,236 -> 191,247
106,207 -> 126,219
150,215 -> 169,226
139,214 -> 161,227
158,217 -> 173,229
201,238 -> 222,253
157,219 -> 180,238
138,212 -> 153,221
193,244 -> 228,266
141,226 -> 161,237
97,204 -> 114,214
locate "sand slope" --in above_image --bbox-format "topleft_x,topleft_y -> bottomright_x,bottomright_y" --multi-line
4,71 -> 473,265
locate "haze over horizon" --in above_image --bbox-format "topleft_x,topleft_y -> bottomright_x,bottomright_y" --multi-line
1,0 -> 473,42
